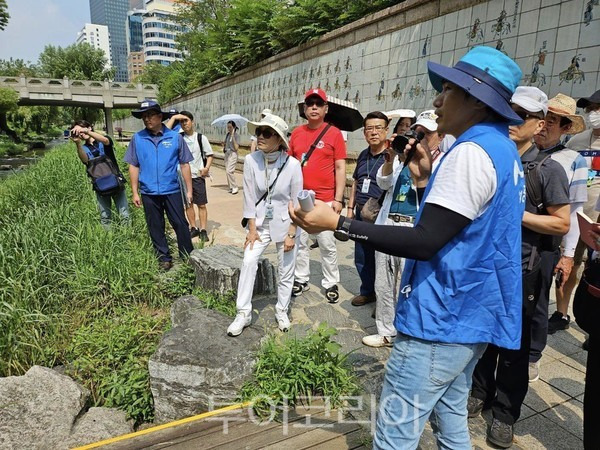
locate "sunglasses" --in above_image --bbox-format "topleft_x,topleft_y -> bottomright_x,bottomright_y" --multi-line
514,109 -> 543,121
255,127 -> 275,139
305,99 -> 326,107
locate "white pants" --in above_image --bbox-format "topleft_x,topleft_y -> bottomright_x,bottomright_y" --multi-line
374,219 -> 409,337
224,150 -> 238,190
235,226 -> 297,315
295,227 -> 339,289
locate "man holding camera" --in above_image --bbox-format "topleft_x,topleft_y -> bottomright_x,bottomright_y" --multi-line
289,88 -> 347,303
70,120 -> 130,227
124,100 -> 194,271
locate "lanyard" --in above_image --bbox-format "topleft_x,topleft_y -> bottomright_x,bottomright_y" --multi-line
366,152 -> 383,178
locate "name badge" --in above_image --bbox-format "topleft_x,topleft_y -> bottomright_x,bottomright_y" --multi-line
265,204 -> 274,220
361,179 -> 371,194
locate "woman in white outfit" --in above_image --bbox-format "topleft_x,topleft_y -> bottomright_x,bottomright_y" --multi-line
227,114 -> 303,336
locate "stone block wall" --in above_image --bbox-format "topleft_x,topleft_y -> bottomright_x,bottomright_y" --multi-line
116,0 -> 600,154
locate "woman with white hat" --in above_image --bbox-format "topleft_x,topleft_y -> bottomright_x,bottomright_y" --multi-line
227,114 -> 303,336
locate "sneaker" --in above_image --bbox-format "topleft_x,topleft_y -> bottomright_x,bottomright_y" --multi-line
351,294 -> 376,306
227,312 -> 251,337
275,311 -> 290,332
325,285 -> 340,303
487,418 -> 514,448
528,361 -> 539,383
362,334 -> 393,348
292,281 -> 309,297
190,227 -> 200,238
199,229 -> 209,242
548,311 -> 570,334
158,260 -> 173,271
310,241 -> 319,249
467,396 -> 485,418
231,188 -> 239,195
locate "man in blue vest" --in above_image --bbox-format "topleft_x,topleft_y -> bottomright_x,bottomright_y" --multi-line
290,46 -> 525,449
124,100 -> 194,271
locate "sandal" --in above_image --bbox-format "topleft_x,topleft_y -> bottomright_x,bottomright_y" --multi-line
292,281 -> 309,297
325,285 -> 339,303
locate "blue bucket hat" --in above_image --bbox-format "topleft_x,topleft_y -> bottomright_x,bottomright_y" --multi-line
427,46 -> 523,125
131,99 -> 168,120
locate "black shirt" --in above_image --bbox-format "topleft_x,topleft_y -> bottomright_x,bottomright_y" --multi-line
352,147 -> 386,207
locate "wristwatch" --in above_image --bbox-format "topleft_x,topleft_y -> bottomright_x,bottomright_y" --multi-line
334,216 -> 352,242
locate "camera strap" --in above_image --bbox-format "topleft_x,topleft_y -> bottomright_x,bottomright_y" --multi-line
254,155 -> 289,207
301,124 -> 332,167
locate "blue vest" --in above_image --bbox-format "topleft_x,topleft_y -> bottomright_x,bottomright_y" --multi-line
83,141 -> 105,160
396,123 -> 525,350
133,127 -> 181,195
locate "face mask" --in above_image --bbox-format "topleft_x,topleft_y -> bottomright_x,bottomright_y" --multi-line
587,111 -> 600,129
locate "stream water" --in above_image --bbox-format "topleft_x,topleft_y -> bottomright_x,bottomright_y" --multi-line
0,138 -> 66,180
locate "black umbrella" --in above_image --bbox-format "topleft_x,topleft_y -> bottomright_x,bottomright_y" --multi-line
298,95 -> 364,131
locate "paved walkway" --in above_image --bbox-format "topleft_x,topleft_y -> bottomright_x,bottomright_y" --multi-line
200,165 -> 586,449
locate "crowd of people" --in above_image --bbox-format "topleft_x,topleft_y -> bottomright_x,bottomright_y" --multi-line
69,44 -> 600,449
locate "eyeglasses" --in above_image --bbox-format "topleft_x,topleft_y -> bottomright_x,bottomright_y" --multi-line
364,125 -> 387,132
256,127 -> 275,139
305,99 -> 326,107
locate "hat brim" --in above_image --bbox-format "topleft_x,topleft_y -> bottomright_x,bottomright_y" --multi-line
131,108 -> 168,121
411,119 -> 438,132
427,61 -> 523,125
248,121 -> 289,148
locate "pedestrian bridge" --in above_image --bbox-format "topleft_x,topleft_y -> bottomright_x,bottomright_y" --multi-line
0,76 -> 158,134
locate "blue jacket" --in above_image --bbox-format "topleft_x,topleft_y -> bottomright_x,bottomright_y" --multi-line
126,126 -> 192,195
396,123 -> 525,350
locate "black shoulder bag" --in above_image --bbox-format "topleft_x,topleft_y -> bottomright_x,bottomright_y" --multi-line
196,133 -> 208,166
300,124 -> 332,167
241,156 -> 289,227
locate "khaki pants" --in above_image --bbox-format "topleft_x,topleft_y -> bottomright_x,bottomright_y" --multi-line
224,150 -> 238,190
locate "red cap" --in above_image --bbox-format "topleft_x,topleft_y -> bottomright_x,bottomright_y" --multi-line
304,88 -> 327,102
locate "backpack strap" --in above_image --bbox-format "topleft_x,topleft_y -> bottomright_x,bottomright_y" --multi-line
196,132 -> 206,164
301,124 -> 332,167
524,153 -> 551,214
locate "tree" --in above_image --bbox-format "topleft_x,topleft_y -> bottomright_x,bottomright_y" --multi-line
0,58 -> 39,77
0,87 -> 20,141
38,43 -> 114,81
0,0 -> 9,31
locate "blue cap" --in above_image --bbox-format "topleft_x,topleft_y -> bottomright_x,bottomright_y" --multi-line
427,46 -> 523,124
131,99 -> 168,120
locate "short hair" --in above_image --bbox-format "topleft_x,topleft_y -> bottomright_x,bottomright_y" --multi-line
393,116 -> 416,134
71,120 -> 92,130
180,110 -> 194,121
363,111 -> 389,127
559,116 -> 572,128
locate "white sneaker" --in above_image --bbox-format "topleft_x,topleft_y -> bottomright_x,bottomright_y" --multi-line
275,312 -> 290,332
362,334 -> 394,348
231,187 -> 239,195
227,312 -> 251,337
528,361 -> 540,382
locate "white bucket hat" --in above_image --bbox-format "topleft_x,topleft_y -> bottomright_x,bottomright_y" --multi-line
247,113 -> 289,148
411,110 -> 438,132
511,86 -> 548,116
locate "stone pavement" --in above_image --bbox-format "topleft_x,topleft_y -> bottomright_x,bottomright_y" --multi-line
199,164 -> 586,449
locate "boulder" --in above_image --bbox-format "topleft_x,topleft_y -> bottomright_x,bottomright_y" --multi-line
189,245 -> 276,296
149,296 -> 265,423
0,366 -> 134,449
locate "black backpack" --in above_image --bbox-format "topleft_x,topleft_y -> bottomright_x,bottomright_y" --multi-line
86,155 -> 125,196
196,133 -> 208,166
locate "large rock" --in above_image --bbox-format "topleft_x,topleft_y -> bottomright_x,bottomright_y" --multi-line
189,245 -> 276,296
149,296 -> 265,423
0,366 -> 133,449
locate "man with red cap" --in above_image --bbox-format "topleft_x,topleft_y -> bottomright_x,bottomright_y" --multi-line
288,88 -> 347,303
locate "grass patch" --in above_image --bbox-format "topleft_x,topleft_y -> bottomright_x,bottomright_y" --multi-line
239,324 -> 359,418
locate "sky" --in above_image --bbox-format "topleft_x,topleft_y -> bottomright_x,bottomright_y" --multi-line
0,0 -> 90,63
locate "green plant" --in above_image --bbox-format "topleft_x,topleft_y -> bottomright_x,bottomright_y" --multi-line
239,323 -> 359,417
66,306 -> 169,425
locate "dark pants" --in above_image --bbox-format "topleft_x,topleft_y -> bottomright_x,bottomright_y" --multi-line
354,206 -> 376,296
471,266 -> 541,425
141,192 -> 193,262
529,249 -> 559,363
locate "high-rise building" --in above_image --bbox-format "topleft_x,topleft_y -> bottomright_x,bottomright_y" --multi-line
89,0 -> 130,82
126,9 -> 145,81
76,24 -> 112,70
142,0 -> 183,66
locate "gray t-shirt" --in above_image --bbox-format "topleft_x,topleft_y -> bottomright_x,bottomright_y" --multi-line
521,145 -> 570,270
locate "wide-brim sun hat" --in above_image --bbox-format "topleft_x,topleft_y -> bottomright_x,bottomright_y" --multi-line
547,93 -> 586,134
411,110 -> 438,132
247,113 -> 289,148
427,46 -> 523,125
577,89 -> 600,109
131,99 -> 169,120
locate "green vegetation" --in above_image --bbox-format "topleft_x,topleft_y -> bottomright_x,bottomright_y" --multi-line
0,143 -> 214,424
142,0 -> 402,102
239,324 -> 359,417
0,0 -> 8,31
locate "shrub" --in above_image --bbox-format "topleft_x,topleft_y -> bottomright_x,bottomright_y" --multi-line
239,323 -> 359,417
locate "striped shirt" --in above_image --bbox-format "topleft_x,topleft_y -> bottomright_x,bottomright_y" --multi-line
541,143 -> 588,204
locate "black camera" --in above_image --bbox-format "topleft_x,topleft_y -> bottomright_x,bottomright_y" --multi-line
391,130 -> 424,154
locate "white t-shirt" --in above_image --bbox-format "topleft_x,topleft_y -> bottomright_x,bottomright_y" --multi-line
183,132 -> 213,178
426,142 -> 497,220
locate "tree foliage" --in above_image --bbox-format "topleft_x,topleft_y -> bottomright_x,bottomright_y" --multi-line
0,58 -> 38,77
144,0 -> 402,102
0,0 -> 9,31
38,43 -> 115,81
0,87 -> 18,113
